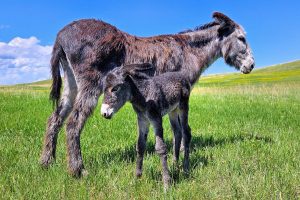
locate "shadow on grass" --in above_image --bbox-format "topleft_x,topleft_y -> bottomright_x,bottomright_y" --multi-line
88,133 -> 272,182
191,133 -> 272,152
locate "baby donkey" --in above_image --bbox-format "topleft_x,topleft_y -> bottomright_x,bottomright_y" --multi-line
101,63 -> 192,188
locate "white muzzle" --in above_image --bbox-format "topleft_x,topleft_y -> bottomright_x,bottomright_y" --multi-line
101,104 -> 114,119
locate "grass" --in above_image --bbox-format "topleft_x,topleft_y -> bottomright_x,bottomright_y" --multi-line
0,61 -> 299,199
198,60 -> 300,87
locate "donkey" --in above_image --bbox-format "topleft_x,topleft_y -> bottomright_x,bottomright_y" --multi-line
101,63 -> 192,188
40,12 -> 255,177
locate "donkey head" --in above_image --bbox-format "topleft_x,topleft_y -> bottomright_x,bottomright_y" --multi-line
101,63 -> 154,119
213,12 -> 255,74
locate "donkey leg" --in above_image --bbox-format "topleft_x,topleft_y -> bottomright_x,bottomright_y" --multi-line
65,85 -> 101,177
40,64 -> 77,167
168,110 -> 182,165
136,114 -> 150,178
169,112 -> 184,154
150,117 -> 171,189
179,102 -> 192,174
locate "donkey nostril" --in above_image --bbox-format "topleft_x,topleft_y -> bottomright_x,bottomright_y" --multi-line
103,113 -> 107,117
250,64 -> 254,69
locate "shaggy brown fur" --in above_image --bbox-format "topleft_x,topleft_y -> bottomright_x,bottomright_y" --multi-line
40,12 -> 254,177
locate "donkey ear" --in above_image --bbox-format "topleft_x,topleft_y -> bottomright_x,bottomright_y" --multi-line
124,73 -> 134,83
123,63 -> 155,78
213,12 -> 235,26
213,12 -> 236,36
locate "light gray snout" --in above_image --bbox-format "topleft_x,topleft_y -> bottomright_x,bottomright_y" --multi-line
101,104 -> 114,119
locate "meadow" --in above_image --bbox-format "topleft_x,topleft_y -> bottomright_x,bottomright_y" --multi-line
0,61 -> 299,199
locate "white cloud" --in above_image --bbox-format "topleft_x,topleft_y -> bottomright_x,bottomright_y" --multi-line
0,36 -> 52,85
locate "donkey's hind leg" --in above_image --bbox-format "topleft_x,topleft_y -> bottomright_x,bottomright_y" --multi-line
65,74 -> 102,177
149,116 -> 171,189
40,60 -> 77,168
168,110 -> 182,165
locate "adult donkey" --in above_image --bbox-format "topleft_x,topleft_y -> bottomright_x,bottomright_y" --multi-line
40,12 -> 254,177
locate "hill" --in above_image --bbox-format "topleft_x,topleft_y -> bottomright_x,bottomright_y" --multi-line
1,60 -> 299,93
198,60 -> 300,87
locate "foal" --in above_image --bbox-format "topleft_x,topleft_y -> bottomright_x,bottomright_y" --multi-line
101,63 -> 192,188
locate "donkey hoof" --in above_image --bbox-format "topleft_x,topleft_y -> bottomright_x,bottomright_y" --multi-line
183,169 -> 190,177
163,174 -> 171,191
183,162 -> 190,176
136,170 -> 143,178
163,181 -> 171,192
69,166 -> 85,178
39,155 -> 55,169
82,169 -> 89,177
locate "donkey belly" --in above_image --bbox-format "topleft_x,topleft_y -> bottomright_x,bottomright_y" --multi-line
160,102 -> 179,116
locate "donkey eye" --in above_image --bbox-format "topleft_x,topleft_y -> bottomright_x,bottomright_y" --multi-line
111,85 -> 121,92
238,37 -> 246,43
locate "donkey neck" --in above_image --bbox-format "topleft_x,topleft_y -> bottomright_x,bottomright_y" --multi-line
182,27 -> 222,85
128,78 -> 149,110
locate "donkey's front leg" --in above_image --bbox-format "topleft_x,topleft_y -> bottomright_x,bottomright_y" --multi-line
66,87 -> 101,177
136,114 -> 150,178
150,116 -> 171,189
179,101 -> 192,174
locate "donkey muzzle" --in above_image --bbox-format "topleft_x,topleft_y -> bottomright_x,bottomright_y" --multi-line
101,104 -> 114,119
241,58 -> 255,74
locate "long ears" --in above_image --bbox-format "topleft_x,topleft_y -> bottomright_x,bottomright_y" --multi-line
213,12 -> 235,26
213,12 -> 236,37
122,63 -> 155,79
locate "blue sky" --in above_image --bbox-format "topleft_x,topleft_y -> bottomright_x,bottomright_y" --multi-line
0,0 -> 299,84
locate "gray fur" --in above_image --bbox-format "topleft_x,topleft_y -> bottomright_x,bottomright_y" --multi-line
40,12 -> 255,178
101,63 -> 192,188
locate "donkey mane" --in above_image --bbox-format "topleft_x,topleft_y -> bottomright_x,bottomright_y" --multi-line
179,21 -> 219,34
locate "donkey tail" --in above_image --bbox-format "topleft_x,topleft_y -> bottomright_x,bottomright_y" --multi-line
49,40 -> 64,108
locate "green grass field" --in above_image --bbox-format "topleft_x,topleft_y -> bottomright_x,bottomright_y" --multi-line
0,61 -> 299,199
